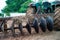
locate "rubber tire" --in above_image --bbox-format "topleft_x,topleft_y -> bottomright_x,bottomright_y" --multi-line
26,7 -> 36,23
54,7 -> 60,30
26,7 -> 36,15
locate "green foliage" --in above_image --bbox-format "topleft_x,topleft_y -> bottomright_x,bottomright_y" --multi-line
0,13 -> 4,17
2,0 -> 30,13
6,13 -> 10,16
19,0 -> 31,13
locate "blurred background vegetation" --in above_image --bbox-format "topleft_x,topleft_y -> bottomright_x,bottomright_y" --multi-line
2,0 -> 32,13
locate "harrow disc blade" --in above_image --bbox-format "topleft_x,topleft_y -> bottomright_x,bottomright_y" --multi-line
0,21 -> 4,32
46,16 -> 54,31
11,20 -> 15,36
33,18 -> 39,33
18,23 -> 23,34
40,17 -> 46,32
4,23 -> 7,33
26,23 -> 31,34
0,20 -> 7,32
0,28 -> 2,32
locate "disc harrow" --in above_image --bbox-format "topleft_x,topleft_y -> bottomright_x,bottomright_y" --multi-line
0,16 -> 54,37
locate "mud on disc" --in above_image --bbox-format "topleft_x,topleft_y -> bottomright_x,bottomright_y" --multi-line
11,20 -> 15,37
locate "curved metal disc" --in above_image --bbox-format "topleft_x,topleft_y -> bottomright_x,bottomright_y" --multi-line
46,16 -> 54,31
18,23 -> 23,34
0,21 -> 4,32
40,17 -> 46,32
4,23 -> 7,33
11,20 -> 15,37
33,18 -> 39,33
0,20 -> 6,32
26,23 -> 31,34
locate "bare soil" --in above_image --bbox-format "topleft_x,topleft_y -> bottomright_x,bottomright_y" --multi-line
0,29 -> 60,40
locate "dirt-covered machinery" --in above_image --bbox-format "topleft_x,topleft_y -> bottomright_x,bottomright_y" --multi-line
0,0 -> 60,37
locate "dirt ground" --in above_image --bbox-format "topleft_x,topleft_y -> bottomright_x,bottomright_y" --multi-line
0,29 -> 60,40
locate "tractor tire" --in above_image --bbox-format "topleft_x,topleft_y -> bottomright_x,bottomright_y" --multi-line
54,7 -> 60,30
26,7 -> 36,16
26,7 -> 36,23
